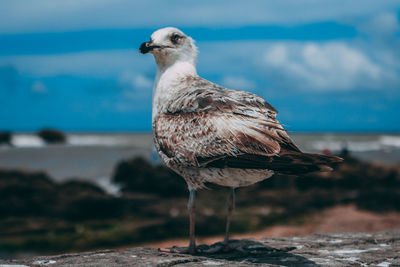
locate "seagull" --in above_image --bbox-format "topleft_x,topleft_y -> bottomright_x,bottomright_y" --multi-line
139,27 -> 342,254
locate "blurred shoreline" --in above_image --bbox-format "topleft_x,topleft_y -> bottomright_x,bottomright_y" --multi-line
4,132 -> 400,151
1,132 -> 400,193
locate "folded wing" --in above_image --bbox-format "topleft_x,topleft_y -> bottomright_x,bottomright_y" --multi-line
154,77 -> 342,173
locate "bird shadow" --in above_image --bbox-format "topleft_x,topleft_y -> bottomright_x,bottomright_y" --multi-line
195,239 -> 320,266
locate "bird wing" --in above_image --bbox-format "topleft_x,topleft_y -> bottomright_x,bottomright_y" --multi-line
154,77 -> 301,168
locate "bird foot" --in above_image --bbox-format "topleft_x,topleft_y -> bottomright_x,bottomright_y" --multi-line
160,240 -> 278,255
199,241 -> 242,254
159,240 -> 245,255
158,246 -> 197,254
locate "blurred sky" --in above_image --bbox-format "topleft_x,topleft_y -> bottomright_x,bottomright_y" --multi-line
0,0 -> 400,132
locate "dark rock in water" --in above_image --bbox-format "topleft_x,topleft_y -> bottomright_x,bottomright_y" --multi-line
0,131 -> 12,145
59,180 -> 106,197
0,170 -> 56,217
112,157 -> 187,197
1,230 -> 398,266
37,129 -> 66,144
0,169 -> 122,220
64,195 -> 126,220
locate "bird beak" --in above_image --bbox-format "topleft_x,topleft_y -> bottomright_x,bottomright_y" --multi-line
139,41 -> 158,54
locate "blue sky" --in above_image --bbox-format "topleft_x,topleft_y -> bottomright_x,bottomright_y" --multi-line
0,0 -> 399,132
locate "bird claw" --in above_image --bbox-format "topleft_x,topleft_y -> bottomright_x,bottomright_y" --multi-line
158,246 -> 197,254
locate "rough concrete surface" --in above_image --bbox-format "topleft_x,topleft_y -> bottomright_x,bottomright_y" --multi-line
1,230 -> 398,266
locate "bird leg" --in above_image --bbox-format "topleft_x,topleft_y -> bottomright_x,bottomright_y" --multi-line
224,187 -> 235,246
160,188 -> 240,254
188,188 -> 197,253
201,188 -> 238,254
159,189 -> 197,254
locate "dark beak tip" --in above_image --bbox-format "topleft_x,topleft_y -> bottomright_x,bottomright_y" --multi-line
139,42 -> 149,54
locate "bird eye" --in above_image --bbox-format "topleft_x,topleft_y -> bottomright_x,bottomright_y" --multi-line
170,33 -> 181,44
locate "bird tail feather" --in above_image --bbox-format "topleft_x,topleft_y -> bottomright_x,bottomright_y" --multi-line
274,151 -> 343,174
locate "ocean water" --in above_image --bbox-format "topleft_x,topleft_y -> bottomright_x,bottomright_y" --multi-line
6,132 -> 400,152
9,133 -> 154,149
1,132 -> 399,193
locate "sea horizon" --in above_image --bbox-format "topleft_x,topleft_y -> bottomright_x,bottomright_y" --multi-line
3,130 -> 400,134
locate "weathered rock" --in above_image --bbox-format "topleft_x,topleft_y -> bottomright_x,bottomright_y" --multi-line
0,169 -> 120,219
112,157 -> 187,197
1,230 -> 398,266
37,129 -> 66,144
0,131 -> 12,145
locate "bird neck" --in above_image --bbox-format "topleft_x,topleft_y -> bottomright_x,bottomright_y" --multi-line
152,60 -> 198,121
155,60 -> 197,88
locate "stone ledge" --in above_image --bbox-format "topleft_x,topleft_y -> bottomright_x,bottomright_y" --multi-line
1,230 -> 399,266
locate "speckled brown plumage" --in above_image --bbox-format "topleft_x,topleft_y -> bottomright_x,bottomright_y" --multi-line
153,76 -> 341,189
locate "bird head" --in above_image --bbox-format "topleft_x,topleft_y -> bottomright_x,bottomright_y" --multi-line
139,27 -> 198,68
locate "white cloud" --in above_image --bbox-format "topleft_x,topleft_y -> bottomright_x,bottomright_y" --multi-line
265,45 -> 288,66
31,80 -> 47,93
263,42 -> 384,90
134,74 -> 152,88
358,12 -> 400,37
117,70 -> 152,109
0,0 -> 399,33
221,75 -> 255,90
198,40 -> 392,93
1,39 -> 398,95
118,71 -> 152,89
0,49 -> 154,78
